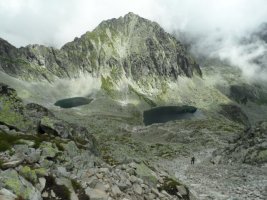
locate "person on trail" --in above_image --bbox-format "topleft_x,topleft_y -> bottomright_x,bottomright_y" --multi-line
191,156 -> 195,165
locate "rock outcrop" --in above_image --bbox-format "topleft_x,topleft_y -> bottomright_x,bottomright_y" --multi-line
213,121 -> 267,165
229,84 -> 267,105
219,104 -> 250,126
0,82 -> 32,131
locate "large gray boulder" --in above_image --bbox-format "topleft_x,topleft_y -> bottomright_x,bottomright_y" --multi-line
39,116 -> 98,154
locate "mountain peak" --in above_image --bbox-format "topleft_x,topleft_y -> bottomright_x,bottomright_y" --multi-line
0,14 -> 201,81
122,12 -> 146,22
95,12 -> 149,32
124,12 -> 139,18
62,13 -> 201,79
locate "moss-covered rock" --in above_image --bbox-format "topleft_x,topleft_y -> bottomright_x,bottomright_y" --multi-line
159,177 -> 190,199
39,116 -> 98,154
0,83 -> 32,131
19,166 -> 38,184
34,168 -> 48,177
257,149 -> 267,162
0,169 -> 42,200
135,162 -> 157,186
61,141 -> 80,157
40,142 -> 59,159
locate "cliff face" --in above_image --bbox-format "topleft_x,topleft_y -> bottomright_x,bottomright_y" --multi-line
0,13 -> 201,82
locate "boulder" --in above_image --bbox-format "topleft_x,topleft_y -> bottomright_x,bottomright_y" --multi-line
111,185 -> 122,196
132,183 -> 143,195
0,83 -> 32,131
25,103 -> 54,118
0,169 -> 42,200
24,103 -> 55,131
0,188 -> 17,200
1,160 -> 23,169
85,188 -> 108,200
40,142 -> 59,160
19,166 -> 38,184
135,162 -> 158,186
39,116 -> 98,154
39,116 -> 69,138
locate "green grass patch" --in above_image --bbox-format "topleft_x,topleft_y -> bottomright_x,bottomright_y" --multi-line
159,177 -> 189,199
54,140 -> 65,151
71,179 -> 82,191
44,175 -> 71,200
0,132 -> 25,152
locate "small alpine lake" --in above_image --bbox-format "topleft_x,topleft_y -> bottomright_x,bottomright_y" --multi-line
54,97 -> 93,108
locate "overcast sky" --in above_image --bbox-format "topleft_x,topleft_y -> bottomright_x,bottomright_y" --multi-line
1,0 -> 267,48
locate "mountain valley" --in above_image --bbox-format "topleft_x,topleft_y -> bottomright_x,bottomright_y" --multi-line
0,13 -> 266,200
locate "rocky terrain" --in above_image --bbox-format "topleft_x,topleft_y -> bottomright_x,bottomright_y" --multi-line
0,83 -> 195,200
213,121 -> 267,165
0,13 -> 267,200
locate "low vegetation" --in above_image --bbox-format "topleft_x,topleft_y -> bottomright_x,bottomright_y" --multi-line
0,131 -> 67,153
43,175 -> 71,200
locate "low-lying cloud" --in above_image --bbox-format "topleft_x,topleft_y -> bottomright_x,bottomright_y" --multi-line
216,38 -> 267,82
0,0 -> 267,82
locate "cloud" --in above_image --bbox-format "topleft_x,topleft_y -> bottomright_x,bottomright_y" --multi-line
1,0 -> 267,47
214,38 -> 267,81
0,0 -> 267,82
0,0 -> 154,47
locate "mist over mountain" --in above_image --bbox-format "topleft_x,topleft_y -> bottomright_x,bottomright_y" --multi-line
1,0 -> 267,84
174,22 -> 267,84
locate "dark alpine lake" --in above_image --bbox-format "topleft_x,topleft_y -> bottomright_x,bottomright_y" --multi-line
143,105 -> 198,125
54,97 -> 93,108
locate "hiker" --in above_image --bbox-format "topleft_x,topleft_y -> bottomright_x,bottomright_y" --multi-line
240,96 -> 248,105
191,156 -> 195,165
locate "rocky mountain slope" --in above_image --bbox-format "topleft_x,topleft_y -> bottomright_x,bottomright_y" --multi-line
0,13 -> 267,200
0,13 -> 201,82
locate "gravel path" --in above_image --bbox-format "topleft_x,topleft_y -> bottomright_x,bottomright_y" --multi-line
159,149 -> 267,200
